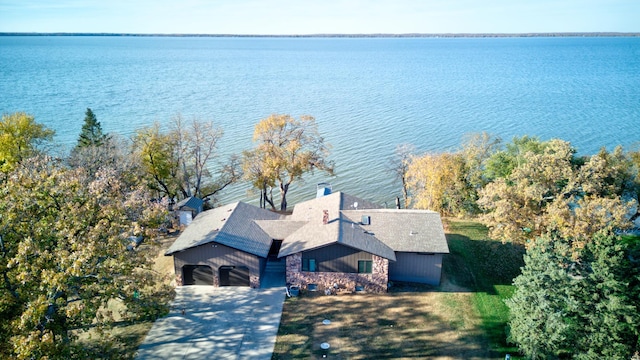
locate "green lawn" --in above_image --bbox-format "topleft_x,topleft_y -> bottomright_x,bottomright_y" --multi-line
272,219 -> 526,359
444,219 -> 524,356
273,291 -> 492,359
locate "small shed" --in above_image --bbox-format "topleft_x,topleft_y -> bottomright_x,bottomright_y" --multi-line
175,196 -> 204,226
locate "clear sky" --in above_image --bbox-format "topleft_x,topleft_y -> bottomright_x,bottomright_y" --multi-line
1,0 -> 638,34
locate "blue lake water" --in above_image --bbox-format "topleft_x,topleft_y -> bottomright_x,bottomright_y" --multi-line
1,36 -> 639,206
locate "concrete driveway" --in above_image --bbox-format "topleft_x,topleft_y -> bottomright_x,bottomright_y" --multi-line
136,283 -> 286,360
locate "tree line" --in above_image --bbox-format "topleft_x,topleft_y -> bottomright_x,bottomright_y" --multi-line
393,133 -> 640,358
0,110 -> 172,359
395,133 -> 640,245
125,112 -> 332,211
1,111 -> 333,210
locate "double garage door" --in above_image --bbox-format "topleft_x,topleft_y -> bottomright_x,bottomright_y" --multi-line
182,265 -> 249,286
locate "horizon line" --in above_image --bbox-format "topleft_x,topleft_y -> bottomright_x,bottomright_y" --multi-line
2,31 -> 640,38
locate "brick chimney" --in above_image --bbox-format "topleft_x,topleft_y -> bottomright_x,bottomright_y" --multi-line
322,210 -> 329,225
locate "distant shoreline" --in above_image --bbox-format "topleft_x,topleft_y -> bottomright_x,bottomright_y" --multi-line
1,32 -> 639,38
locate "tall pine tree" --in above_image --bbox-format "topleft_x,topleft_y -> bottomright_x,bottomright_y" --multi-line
506,235 -> 575,359
76,108 -> 107,149
507,232 -> 640,359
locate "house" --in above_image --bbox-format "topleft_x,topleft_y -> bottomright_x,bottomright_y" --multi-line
165,188 -> 449,292
175,196 -> 204,226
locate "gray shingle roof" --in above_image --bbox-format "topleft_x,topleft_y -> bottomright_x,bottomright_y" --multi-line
287,191 -> 382,222
278,192 -> 396,260
175,196 -> 204,211
277,219 -> 341,256
165,191 -> 448,262
336,213 -> 397,260
341,209 -> 450,254
254,220 -> 306,240
165,202 -> 282,257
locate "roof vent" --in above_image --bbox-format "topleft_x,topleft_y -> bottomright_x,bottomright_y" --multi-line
361,215 -> 370,225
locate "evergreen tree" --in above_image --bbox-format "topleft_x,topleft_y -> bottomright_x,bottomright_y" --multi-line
571,232 -> 640,359
507,232 -> 640,359
506,235 -> 575,359
76,108 -> 107,149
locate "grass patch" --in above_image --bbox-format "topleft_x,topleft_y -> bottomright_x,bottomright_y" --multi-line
622,234 -> 640,245
273,292 -> 490,359
445,219 -> 524,356
273,218 -> 526,359
76,321 -> 156,359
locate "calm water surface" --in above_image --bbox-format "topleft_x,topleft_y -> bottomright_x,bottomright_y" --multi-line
1,36 -> 639,205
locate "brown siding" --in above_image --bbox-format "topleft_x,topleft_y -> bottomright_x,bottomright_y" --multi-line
388,252 -> 443,285
172,242 -> 262,288
302,244 -> 372,273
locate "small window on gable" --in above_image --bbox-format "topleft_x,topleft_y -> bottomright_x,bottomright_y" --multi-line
358,260 -> 372,274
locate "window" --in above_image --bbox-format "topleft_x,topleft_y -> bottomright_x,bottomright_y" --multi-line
302,258 -> 316,272
358,260 -> 372,274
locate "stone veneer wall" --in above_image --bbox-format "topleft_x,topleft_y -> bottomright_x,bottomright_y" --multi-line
286,253 -> 389,293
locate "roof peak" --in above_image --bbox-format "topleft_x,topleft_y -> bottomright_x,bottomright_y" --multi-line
342,208 -> 439,214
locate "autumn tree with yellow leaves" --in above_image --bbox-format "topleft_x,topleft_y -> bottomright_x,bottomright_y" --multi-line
406,152 -> 473,216
0,156 -> 171,359
242,114 -> 334,211
400,134 -> 639,246
0,112 -> 54,173
478,140 -> 636,245
133,115 -> 241,203
405,132 -> 501,216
